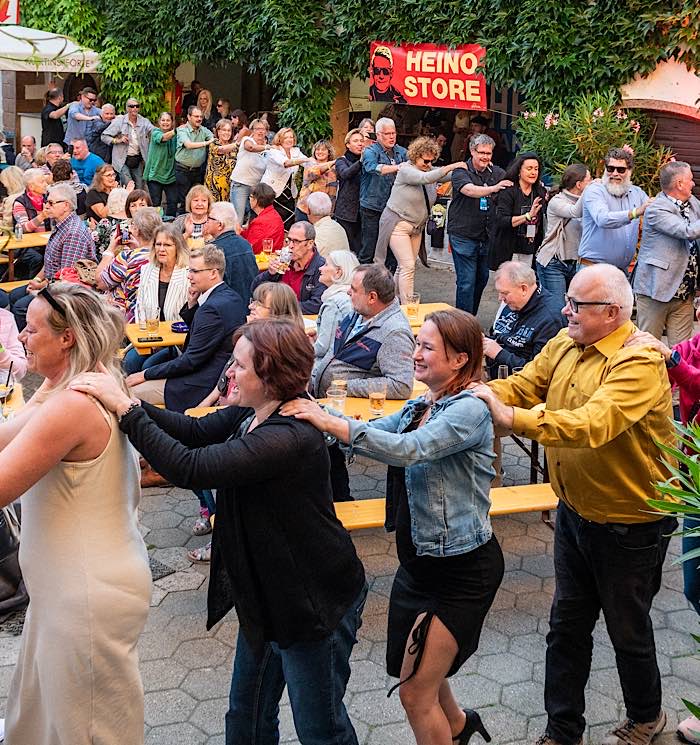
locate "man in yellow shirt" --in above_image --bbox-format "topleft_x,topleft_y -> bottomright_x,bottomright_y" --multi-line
472,264 -> 677,745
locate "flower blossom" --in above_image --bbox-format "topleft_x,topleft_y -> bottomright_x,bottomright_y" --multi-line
544,112 -> 560,130
522,111 -> 534,119
629,120 -> 641,134
592,108 -> 604,119
622,144 -> 635,155
616,110 -> 628,120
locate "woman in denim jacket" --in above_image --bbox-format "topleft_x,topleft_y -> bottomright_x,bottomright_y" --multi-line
284,308 -> 504,745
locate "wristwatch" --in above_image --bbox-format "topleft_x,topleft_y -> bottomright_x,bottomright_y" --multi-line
665,349 -> 681,368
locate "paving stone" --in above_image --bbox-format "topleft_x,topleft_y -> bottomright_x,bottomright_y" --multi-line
147,528 -> 191,548
666,608 -> 699,634
477,626 -> 510,653
583,689 -> 621,726
516,591 -> 555,616
159,588 -> 208,616
479,706 -> 529,743
350,636 -> 373,661
150,586 -> 168,607
182,666 -> 232,701
189,697 -> 227,735
361,553 -> 400,578
501,569 -> 543,594
144,689 -> 197,726
509,633 -> 548,663
521,553 -> 556,578
0,636 -> 21,666
347,688 -> 406,725
145,722 -> 207,745
358,613 -> 390,643
661,569 -> 686,592
501,535 -> 548,557
141,509 -> 185,530
175,639 -> 231,669
155,570 -> 206,593
493,518 -> 528,538
671,654 -> 700,681
654,627 -> 698,656
449,674 -> 502,708
141,658 -> 189,692
370,575 -> 394,598
366,720 -> 414,744
478,652 -> 533,684
152,547 -> 196,572
347,659 -> 390,692
0,664 -> 14,697
485,608 -> 539,637
139,495 -> 177,514
501,550 -> 524,571
491,588 -> 516,611
138,631 -> 182,661
363,590 -> 389,617
174,498 -> 203,517
351,535 -> 391,556
654,587 -> 694,612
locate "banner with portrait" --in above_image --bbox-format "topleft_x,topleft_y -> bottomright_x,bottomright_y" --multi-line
368,42 -> 486,110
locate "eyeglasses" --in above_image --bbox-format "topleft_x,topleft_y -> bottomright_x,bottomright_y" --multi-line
187,266 -> 215,274
606,165 -> 628,174
372,66 -> 391,76
564,295 -> 618,313
284,237 -> 312,245
38,285 -> 67,318
45,199 -> 67,207
474,150 -> 493,157
127,103 -> 140,109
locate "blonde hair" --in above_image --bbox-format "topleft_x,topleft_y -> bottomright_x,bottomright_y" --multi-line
185,184 -> 214,213
0,165 -> 25,195
253,283 -> 304,328
38,283 -> 128,395
150,224 -> 189,268
196,88 -> 213,119
106,187 -> 129,217
272,127 -> 296,147
344,128 -> 363,145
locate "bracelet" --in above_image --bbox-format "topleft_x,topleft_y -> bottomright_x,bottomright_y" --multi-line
631,208 -> 637,220
117,399 -> 141,422
525,212 -> 532,222
103,250 -> 115,257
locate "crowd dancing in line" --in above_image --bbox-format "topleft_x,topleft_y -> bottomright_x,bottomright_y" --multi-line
0,82 -> 699,745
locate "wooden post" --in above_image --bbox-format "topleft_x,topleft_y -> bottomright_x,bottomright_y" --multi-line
331,80 -> 350,155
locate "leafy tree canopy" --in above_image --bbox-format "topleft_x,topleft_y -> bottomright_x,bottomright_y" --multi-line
22,0 -> 700,144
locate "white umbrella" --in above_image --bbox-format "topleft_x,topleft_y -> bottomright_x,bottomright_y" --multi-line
0,24 -> 99,72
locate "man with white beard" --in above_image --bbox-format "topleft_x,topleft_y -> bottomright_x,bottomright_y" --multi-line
578,147 -> 651,273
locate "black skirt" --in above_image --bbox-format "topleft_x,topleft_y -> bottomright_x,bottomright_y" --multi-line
386,535 -> 504,680
273,178 -> 296,231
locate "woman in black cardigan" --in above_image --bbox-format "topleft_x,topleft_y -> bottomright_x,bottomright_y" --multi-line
488,151 -> 547,270
72,319 -> 367,745
333,128 -> 365,256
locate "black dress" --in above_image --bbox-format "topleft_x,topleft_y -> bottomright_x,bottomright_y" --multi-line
385,415 -> 504,685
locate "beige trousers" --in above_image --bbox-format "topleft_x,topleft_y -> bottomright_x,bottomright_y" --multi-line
635,294 -> 694,348
130,378 -> 166,406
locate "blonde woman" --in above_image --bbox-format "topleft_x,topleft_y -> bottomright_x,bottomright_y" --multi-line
197,88 -> 215,129
261,127 -> 308,230
204,118 -> 239,202
0,283 -> 151,745
172,184 -> 217,248
0,165 -> 26,228
295,139 -> 337,222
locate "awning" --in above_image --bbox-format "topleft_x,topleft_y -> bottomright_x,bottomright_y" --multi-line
0,24 -> 99,73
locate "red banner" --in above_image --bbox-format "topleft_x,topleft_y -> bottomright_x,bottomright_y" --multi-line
369,42 -> 486,110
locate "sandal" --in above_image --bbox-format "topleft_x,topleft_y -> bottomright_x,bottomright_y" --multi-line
192,510 -> 212,536
187,542 -> 211,563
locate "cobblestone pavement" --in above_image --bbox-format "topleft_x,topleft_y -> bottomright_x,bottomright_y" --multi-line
0,262 -> 698,744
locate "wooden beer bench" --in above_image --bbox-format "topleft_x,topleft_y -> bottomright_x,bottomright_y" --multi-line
0,279 -> 30,293
334,483 -> 558,531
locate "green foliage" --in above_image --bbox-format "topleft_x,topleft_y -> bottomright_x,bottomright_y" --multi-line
20,0 -> 700,146
515,91 -> 675,195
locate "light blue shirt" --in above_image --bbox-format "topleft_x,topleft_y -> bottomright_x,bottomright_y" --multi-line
64,102 -> 103,145
578,179 -> 648,270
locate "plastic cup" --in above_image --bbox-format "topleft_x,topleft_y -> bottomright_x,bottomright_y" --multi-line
368,380 -> 387,416
406,294 -> 421,321
327,386 -> 347,414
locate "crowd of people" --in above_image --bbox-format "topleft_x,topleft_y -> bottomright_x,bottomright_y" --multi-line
0,83 -> 699,745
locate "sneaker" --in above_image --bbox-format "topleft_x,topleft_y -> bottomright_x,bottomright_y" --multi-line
602,710 -> 666,745
678,715 -> 700,744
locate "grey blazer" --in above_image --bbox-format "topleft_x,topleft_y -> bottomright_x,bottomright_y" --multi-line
632,192 -> 700,303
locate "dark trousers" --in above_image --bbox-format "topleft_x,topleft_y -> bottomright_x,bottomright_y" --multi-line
3,248 -> 44,282
683,516 -> 700,614
147,180 -> 178,217
334,216 -> 361,257
359,206 -> 396,272
544,501 -> 676,744
9,286 -> 32,331
175,164 -> 203,215
329,442 -> 352,502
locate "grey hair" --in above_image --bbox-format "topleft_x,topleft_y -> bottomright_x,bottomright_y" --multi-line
660,161 -> 691,191
290,220 -> 316,241
470,134 -> 495,152
375,117 -> 396,134
578,264 -> 633,317
306,191 -> 333,217
126,97 -> 139,106
209,200 -> 239,230
106,187 -> 129,216
494,260 -> 537,286
102,103 -> 116,113
131,207 -> 162,244
23,168 -> 46,189
326,250 -> 359,286
47,183 -> 77,210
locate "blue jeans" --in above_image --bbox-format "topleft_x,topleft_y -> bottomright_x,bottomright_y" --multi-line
122,346 -> 174,375
230,182 -> 252,224
119,160 -> 144,190
544,502 -> 676,744
537,257 -> 577,319
683,516 -> 700,615
194,489 -> 216,515
226,583 -> 368,745
449,234 -> 490,315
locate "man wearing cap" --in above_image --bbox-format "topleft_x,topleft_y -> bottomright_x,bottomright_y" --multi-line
369,47 -> 407,104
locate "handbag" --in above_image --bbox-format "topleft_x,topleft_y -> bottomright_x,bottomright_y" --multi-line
0,503 -> 28,613
422,186 -> 438,236
125,153 -> 142,170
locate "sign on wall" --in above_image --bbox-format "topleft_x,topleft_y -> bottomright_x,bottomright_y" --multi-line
369,42 -> 486,109
1,0 -> 20,24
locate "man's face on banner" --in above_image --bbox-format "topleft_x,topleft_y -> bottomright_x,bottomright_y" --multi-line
372,55 -> 393,93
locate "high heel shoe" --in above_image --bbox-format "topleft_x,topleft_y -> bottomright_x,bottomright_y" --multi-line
453,708 -> 492,744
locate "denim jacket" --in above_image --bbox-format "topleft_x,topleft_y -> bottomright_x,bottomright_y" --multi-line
347,390 -> 495,557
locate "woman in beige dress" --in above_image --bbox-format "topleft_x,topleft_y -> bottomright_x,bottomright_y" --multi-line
0,283 -> 151,745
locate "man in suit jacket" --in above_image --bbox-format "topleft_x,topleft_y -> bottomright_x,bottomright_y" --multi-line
126,244 -> 246,412
633,161 -> 700,347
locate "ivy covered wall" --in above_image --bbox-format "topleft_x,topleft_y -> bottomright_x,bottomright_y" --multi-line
22,0 -> 700,144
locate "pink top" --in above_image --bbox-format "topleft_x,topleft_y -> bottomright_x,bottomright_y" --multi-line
669,333 -> 700,424
0,308 -> 27,380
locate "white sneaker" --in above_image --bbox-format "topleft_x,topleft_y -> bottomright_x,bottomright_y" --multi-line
678,715 -> 700,744
0,717 -> 5,741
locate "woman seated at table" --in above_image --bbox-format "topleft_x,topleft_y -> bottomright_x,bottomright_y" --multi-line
283,308 -> 504,745
95,206 -> 162,321
92,187 -> 130,258
125,188 -> 152,217
122,224 -> 190,375
1,166 -> 27,229
0,305 -> 27,380
85,163 -> 120,224
204,118 -> 238,202
11,168 -> 51,233
172,184 -> 217,248
70,319 -> 367,745
314,249 -> 358,359
1,283 -> 151,745
239,182 -> 285,254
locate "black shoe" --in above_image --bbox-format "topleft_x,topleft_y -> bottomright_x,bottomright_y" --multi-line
453,709 -> 492,744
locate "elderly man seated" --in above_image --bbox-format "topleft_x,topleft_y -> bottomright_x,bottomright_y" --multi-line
484,260 -> 563,379
306,191 -> 349,257
7,183 -> 96,330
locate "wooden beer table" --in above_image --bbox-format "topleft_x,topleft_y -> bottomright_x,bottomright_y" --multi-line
399,302 -> 453,334
125,321 -> 187,356
0,232 -> 50,281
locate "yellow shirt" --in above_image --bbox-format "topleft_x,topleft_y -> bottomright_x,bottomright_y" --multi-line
489,321 -> 674,523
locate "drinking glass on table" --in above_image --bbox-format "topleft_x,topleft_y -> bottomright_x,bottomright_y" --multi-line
135,302 -> 147,332
406,293 -> 421,321
331,378 -> 348,394
145,306 -> 160,338
262,239 -> 274,256
497,365 -> 509,380
326,385 -> 347,414
0,372 -> 16,421
368,379 -> 387,416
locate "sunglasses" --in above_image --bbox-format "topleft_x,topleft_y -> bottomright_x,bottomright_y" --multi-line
84,97 -> 97,103
564,295 -> 618,313
39,286 -> 67,318
605,165 -> 628,174
127,103 -> 140,108
372,66 -> 391,76
420,157 -> 435,165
